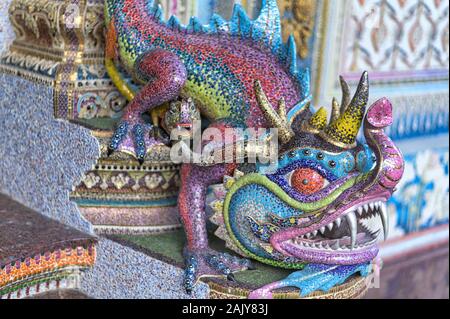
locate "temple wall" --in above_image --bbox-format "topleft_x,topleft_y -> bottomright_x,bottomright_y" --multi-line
0,0 -> 447,299
310,0 -> 449,236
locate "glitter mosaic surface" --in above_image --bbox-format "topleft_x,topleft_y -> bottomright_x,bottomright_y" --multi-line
0,74 -> 100,233
104,0 -> 310,158
103,0 -> 404,296
0,0 -> 409,299
80,238 -> 209,299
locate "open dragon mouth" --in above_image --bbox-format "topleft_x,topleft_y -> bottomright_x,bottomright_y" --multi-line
176,123 -> 193,130
286,200 -> 387,252
175,123 -> 193,138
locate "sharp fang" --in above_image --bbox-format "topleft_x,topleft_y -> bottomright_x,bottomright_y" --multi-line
332,240 -> 340,250
312,230 -> 318,237
305,233 -> 311,239
380,202 -> 389,240
319,226 -> 326,234
363,204 -> 369,212
327,223 -> 334,231
357,207 -> 364,215
346,212 -> 357,250
335,217 -> 342,228
369,202 -> 375,211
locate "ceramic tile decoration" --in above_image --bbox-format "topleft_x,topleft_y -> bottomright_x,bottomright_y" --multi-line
0,0 -> 447,300
103,0 -> 404,297
0,194 -> 96,299
311,0 -> 449,140
309,0 -> 449,237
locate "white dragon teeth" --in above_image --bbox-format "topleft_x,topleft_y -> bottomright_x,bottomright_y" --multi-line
290,200 -> 389,251
332,240 -> 340,250
380,202 -> 389,240
346,211 -> 357,250
357,207 -> 364,215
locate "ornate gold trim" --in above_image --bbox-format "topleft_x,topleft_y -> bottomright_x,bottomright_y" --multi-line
279,0 -> 317,60
1,0 -> 113,122
207,275 -> 370,299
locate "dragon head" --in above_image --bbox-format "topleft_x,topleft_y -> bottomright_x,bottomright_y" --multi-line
164,97 -> 201,140
210,72 -> 404,270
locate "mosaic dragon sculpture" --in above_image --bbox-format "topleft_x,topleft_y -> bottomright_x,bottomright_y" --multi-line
104,0 -> 404,297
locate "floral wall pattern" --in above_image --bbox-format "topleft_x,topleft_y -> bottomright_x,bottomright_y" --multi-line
341,0 -> 449,77
389,148 -> 449,236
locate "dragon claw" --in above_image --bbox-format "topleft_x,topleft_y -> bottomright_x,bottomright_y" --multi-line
107,120 -> 155,163
182,248 -> 250,293
227,273 -> 236,282
132,123 -> 147,162
109,121 -> 130,152
107,147 -> 115,157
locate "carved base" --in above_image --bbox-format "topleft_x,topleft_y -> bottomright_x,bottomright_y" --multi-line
71,131 -> 181,234
206,275 -> 370,299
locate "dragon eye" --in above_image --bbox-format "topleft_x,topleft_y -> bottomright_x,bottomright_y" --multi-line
289,168 -> 329,195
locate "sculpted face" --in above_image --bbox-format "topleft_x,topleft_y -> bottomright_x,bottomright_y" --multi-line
211,73 -> 404,268
164,98 -> 201,139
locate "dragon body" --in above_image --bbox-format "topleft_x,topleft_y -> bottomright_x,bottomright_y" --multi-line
105,0 -> 308,132
105,0 -> 404,298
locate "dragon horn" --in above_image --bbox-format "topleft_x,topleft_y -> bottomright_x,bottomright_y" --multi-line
303,106 -> 328,134
322,72 -> 369,148
330,97 -> 340,125
339,75 -> 351,114
277,97 -> 287,121
254,80 -> 294,145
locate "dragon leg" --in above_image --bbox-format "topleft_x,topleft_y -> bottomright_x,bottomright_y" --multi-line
177,120 -> 258,293
108,48 -> 187,163
178,163 -> 253,294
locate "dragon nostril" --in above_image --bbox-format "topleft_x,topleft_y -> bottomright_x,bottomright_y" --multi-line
329,160 -> 336,167
317,153 -> 324,160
